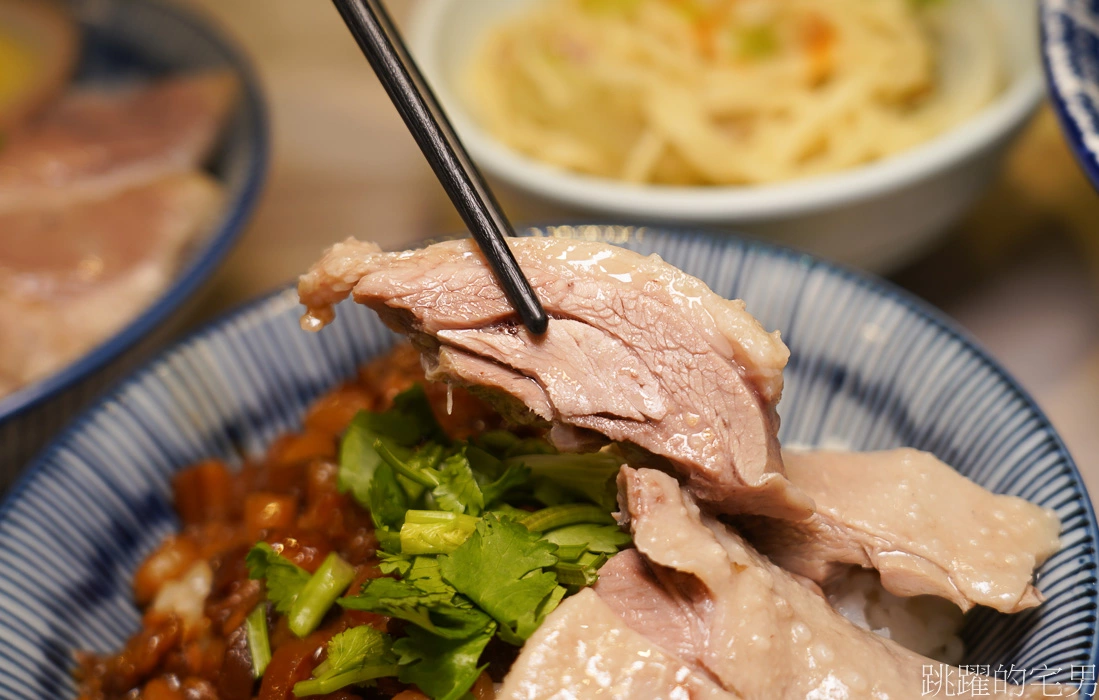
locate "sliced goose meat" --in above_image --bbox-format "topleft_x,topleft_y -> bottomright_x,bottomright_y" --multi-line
609,466 -> 1057,699
591,548 -> 701,662
0,71 -> 237,212
498,587 -> 738,700
298,236 -> 811,519
0,173 -> 223,393
736,448 -> 1061,613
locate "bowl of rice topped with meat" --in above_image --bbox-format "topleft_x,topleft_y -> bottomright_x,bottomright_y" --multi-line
0,224 -> 1092,700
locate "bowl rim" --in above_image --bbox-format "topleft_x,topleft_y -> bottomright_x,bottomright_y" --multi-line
0,0 -> 271,424
2,225 -> 1095,684
408,0 -> 1045,221
1040,0 -> 1099,192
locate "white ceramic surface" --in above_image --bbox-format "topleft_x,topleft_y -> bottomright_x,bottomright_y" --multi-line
407,0 -> 1044,272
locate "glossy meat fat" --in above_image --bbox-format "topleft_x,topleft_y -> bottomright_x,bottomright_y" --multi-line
589,467 -> 1057,699
738,449 -> 1061,612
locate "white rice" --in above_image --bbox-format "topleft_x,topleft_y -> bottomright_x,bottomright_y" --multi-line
826,568 -> 966,664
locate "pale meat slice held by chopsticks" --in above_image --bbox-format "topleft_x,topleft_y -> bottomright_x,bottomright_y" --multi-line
0,71 -> 237,212
298,236 -> 812,519
0,173 -> 223,394
499,587 -> 739,700
590,467 -> 1058,700
736,448 -> 1062,613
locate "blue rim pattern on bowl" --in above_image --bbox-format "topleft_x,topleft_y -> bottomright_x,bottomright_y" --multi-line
0,226 -> 1095,697
1042,0 -> 1099,190
0,0 -> 269,476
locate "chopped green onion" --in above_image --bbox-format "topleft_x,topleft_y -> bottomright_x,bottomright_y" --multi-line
552,543 -> 589,561
406,510 -> 481,526
375,528 -> 402,553
554,552 -> 608,587
289,553 -> 356,637
293,664 -> 399,697
400,510 -> 479,555
520,504 -> 616,533
245,603 -> 272,678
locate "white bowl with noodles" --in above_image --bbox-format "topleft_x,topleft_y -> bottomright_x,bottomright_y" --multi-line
407,0 -> 1044,273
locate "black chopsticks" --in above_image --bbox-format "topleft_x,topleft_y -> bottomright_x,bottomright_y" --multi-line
331,0 -> 549,335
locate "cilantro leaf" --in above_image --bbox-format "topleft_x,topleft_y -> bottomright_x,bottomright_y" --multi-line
246,543 -> 311,615
377,552 -> 412,578
338,383 -> 445,509
509,452 -> 623,509
326,624 -> 393,670
342,557 -> 494,640
472,430 -> 521,458
544,523 -> 632,557
433,450 -> 484,515
466,444 -> 505,479
532,479 -> 573,506
394,624 -> 495,700
373,440 -> 436,502
439,514 -> 560,643
480,464 -> 531,506
405,555 -> 450,593
350,384 -> 445,447
367,462 -> 407,533
341,578 -> 452,633
293,625 -> 397,696
338,411 -> 388,505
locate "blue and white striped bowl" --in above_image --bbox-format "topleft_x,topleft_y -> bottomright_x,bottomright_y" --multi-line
0,225 -> 1095,697
0,0 -> 269,482
1042,0 -> 1099,190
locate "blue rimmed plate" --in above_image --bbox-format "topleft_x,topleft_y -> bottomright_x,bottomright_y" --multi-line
0,0 -> 269,482
1042,0 -> 1099,190
0,225 -> 1095,697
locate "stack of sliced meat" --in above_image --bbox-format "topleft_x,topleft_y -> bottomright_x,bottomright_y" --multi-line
299,235 -> 1064,699
0,72 -> 236,396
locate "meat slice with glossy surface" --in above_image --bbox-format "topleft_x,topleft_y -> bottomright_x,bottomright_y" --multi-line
498,587 -> 738,700
0,173 -> 223,394
298,236 -> 811,519
608,466 -> 1057,699
0,71 -> 237,211
737,448 -> 1061,613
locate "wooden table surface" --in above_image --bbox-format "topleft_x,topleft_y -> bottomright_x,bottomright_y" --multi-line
185,0 -> 1099,496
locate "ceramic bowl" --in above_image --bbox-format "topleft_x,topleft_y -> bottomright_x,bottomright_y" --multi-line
0,225 -> 1093,696
407,0 -> 1044,273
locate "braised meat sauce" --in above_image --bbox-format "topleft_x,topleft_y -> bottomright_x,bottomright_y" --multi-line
75,345 -> 502,700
